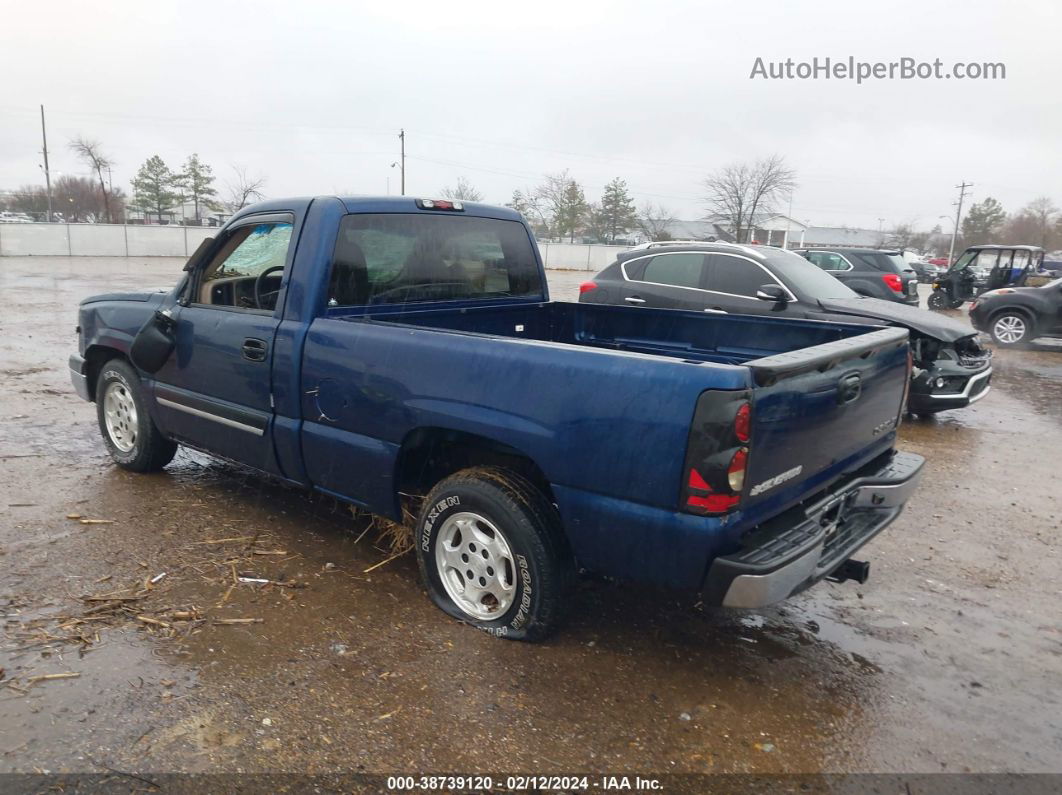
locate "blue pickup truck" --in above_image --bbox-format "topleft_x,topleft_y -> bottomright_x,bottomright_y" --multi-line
70,196 -> 924,640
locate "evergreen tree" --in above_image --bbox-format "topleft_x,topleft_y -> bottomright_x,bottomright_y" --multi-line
961,197 -> 1006,245
177,154 -> 218,223
554,180 -> 588,243
131,155 -> 179,223
599,178 -> 638,243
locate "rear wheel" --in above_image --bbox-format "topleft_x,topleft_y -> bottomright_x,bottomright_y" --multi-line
95,358 -> 177,471
415,467 -> 572,641
990,312 -> 1031,346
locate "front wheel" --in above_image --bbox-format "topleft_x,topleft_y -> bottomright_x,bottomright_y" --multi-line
96,358 -> 178,471
927,291 -> 947,310
415,467 -> 573,641
990,312 -> 1031,346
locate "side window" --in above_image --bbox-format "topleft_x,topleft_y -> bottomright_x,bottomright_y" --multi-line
807,252 -> 848,271
1011,250 -> 1029,272
974,250 -> 999,271
197,220 -> 293,311
710,254 -> 778,298
639,253 -> 706,288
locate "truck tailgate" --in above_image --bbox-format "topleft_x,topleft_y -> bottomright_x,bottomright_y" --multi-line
741,327 -> 910,519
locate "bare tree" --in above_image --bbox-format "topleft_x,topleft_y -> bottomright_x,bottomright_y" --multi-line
886,222 -> 919,250
637,202 -> 677,241
1024,196 -> 1059,249
225,165 -> 266,212
69,137 -> 114,222
506,188 -> 550,236
533,170 -> 577,239
703,155 -> 795,244
440,177 -> 483,202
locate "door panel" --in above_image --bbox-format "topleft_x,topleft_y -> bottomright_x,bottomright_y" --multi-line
153,307 -> 281,472
150,215 -> 294,474
704,254 -> 794,317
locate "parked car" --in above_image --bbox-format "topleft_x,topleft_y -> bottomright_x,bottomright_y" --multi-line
791,248 -> 920,305
579,241 -> 992,416
929,245 -> 1042,310
909,259 -> 944,283
70,197 -> 924,641
970,277 -> 1062,346
0,211 -> 33,223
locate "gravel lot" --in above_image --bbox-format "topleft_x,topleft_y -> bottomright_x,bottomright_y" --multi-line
1,256 -> 1060,778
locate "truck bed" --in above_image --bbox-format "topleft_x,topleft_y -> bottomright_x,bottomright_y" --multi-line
348,300 -> 874,365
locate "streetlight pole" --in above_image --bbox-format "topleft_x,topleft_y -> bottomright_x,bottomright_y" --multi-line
398,129 -> 406,195
948,182 -> 972,265
40,105 -> 53,223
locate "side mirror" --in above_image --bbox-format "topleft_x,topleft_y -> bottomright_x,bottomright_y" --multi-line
756,284 -> 789,302
130,309 -> 178,374
183,236 -> 215,272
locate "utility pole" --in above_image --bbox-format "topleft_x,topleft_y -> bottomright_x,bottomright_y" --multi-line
948,181 -> 972,265
398,128 -> 405,196
40,105 -> 53,223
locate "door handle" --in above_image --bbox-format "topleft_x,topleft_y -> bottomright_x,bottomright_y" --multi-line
241,338 -> 268,362
704,307 -> 728,314
625,296 -> 646,304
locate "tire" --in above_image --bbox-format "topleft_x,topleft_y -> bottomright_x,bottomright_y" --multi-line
927,291 -> 947,311
989,311 -> 1031,347
414,466 -> 573,641
95,358 -> 178,472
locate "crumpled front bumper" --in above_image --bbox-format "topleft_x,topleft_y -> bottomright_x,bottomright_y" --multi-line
908,361 -> 992,413
702,451 -> 925,608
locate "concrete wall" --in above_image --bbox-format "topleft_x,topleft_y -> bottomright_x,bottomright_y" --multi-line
0,222 -> 632,270
0,223 -> 215,257
539,242 -> 631,271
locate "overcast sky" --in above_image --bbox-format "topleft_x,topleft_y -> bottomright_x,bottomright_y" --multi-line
2,0 -> 1059,230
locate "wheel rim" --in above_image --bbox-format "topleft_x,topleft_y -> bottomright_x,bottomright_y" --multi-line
434,511 -> 517,620
993,315 -> 1026,344
103,381 -> 138,453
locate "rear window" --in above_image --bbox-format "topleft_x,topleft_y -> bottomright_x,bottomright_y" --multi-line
328,214 -> 542,306
766,249 -> 859,300
848,251 -> 908,273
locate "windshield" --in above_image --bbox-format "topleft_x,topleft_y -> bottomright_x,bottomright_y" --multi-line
328,214 -> 543,307
849,251 -> 909,273
767,249 -> 860,300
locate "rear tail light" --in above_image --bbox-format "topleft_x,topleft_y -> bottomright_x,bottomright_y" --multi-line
883,273 -> 904,292
579,281 -> 598,294
681,391 -> 752,516
734,402 -> 750,442
727,448 -> 748,491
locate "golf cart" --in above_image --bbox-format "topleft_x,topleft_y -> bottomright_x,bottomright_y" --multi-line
928,245 -> 1043,310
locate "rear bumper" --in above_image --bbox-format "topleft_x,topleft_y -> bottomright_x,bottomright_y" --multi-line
702,451 -> 924,608
69,353 -> 91,401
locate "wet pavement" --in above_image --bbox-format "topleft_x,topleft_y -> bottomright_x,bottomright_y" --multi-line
0,256 -> 1060,776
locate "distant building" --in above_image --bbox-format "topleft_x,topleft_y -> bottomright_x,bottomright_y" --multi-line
126,200 -> 231,227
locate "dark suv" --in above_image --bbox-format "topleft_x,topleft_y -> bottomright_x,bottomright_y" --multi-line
792,248 -> 920,305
